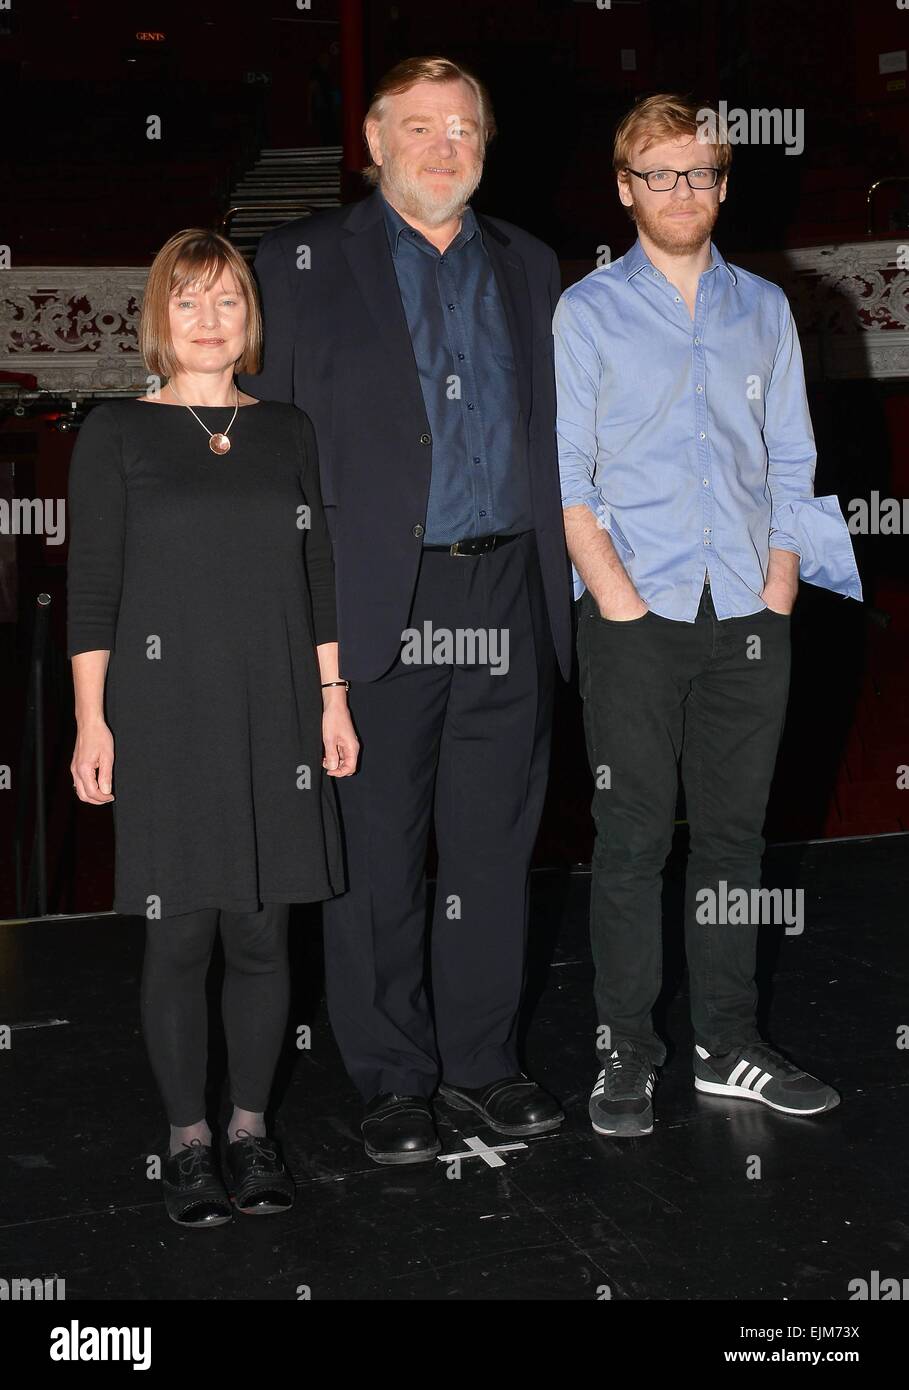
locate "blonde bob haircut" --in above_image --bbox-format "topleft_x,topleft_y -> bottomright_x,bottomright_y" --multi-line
613,94 -> 733,181
139,228 -> 262,380
361,55 -> 496,187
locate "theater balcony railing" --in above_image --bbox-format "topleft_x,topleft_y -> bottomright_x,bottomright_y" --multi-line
1,239 -> 908,395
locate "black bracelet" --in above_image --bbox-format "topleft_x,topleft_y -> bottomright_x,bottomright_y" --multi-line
321,680 -> 350,691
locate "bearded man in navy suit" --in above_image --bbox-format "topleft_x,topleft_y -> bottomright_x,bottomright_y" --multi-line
240,55 -> 573,1163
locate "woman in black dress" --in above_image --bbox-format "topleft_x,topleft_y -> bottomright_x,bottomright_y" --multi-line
67,229 -> 358,1227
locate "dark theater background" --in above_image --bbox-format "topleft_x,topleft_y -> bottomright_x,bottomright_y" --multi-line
0,0 -> 907,1320
2,0 -> 907,917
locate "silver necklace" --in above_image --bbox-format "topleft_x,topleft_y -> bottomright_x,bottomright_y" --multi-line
167,382 -> 239,454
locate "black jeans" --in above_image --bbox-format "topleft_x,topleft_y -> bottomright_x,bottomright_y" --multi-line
576,581 -> 791,1066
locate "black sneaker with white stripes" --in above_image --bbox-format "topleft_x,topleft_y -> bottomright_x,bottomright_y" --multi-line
694,1043 -> 840,1115
589,1042 -> 658,1136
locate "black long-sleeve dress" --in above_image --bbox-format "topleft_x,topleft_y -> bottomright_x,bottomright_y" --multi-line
66,398 -> 345,918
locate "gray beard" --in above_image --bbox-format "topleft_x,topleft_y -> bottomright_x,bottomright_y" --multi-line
378,157 -> 484,227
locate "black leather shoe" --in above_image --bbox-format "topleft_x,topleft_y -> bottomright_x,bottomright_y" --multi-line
362,1093 -> 440,1165
162,1139 -> 233,1228
223,1131 -> 295,1215
438,1075 -> 565,1136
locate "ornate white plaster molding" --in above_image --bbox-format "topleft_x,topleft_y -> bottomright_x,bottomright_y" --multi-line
733,239 -> 909,381
1,243 -> 907,389
0,267 -> 149,392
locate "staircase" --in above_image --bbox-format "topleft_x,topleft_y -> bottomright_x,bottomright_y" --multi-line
224,146 -> 343,260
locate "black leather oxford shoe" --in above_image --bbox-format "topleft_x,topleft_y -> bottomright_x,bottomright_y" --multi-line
162,1139 -> 233,1228
437,1075 -> 565,1136
223,1131 -> 295,1215
361,1093 -> 440,1165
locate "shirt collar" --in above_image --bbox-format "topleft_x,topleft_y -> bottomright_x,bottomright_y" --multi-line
380,190 -> 481,257
623,237 -> 737,285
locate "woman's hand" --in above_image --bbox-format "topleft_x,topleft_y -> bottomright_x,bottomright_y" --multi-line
71,719 -> 115,803
321,695 -> 359,778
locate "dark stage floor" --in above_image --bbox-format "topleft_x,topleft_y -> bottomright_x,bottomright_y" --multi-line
1,833 -> 907,1303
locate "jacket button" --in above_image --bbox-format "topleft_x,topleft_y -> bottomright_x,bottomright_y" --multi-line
419,432 -> 432,445
412,523 -> 425,538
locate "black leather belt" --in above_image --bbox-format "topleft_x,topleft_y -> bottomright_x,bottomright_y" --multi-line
423,531 -> 526,557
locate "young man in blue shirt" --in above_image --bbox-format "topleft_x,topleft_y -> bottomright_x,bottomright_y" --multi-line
554,94 -> 861,1137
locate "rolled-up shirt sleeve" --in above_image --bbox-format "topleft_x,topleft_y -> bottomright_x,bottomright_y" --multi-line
764,294 -> 862,599
66,405 -> 126,657
295,407 -> 338,647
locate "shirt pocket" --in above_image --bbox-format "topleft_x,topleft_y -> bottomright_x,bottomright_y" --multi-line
481,293 -> 516,371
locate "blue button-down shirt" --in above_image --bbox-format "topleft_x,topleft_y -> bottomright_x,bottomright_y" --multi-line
381,193 -> 532,544
554,238 -> 862,616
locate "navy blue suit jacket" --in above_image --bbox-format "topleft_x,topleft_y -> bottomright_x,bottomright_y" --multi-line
239,189 -> 573,683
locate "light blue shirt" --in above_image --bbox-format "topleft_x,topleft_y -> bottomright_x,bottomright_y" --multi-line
553,237 -> 862,617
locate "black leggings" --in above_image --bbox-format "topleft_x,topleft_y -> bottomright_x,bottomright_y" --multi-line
139,902 -> 290,1126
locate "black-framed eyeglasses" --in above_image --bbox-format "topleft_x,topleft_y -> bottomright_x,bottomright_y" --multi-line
624,167 -> 721,191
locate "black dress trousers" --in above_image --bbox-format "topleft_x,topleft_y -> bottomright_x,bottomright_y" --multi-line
323,530 -> 555,1101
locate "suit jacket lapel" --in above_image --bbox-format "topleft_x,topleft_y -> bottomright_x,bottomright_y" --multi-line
478,216 -> 533,422
340,193 -> 428,428
339,192 -> 533,429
